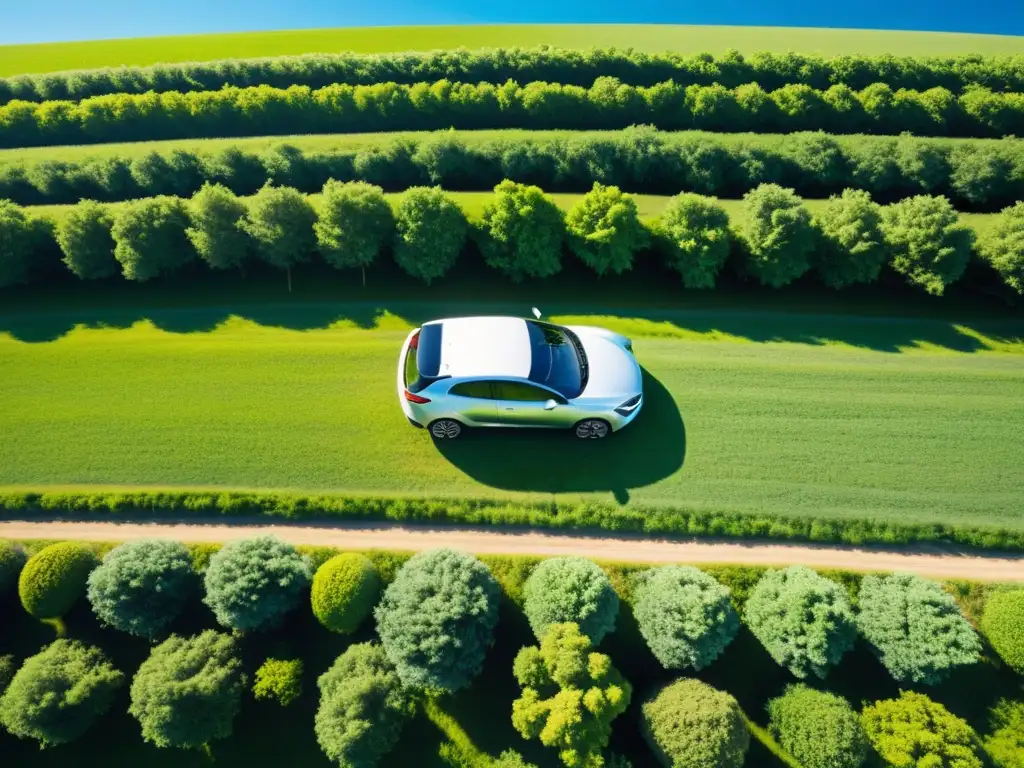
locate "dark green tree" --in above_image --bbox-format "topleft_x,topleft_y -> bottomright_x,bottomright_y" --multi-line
480,180 -> 564,281
55,200 -> 118,279
881,195 -> 974,295
239,184 -> 316,291
657,193 -> 731,288
186,182 -> 250,272
767,684 -> 868,768
392,186 -> 467,283
565,183 -> 648,277
523,556 -> 619,645
315,180 -> 393,286
111,195 -> 194,281
739,183 -> 815,288
812,188 -> 888,289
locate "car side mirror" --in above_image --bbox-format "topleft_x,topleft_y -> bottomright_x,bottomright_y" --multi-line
543,399 -> 559,410
532,307 -> 542,319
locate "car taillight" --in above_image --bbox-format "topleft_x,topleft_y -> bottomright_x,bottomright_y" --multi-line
404,390 -> 431,404
409,329 -> 420,350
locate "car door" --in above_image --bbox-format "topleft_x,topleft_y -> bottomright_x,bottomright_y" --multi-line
446,380 -> 502,426
493,380 -> 571,427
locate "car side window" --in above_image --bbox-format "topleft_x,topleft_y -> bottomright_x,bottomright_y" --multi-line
496,381 -> 564,402
448,381 -> 496,399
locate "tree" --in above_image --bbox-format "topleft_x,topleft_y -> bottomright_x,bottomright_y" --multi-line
766,684 -> 868,768
480,180 -> 564,281
985,699 -> 1024,768
239,184 -> 316,291
812,188 -> 888,289
0,199 -> 34,287
739,183 -> 815,288
512,622 -> 632,768
311,552 -> 381,634
861,692 -> 983,768
979,202 -> 1024,295
881,195 -> 974,295
0,541 -> 26,594
19,541 -> 98,619
565,183 -> 647,277
375,548 -> 499,693
641,678 -> 749,768
981,588 -> 1024,675
129,630 -> 245,749
633,565 -> 739,671
186,182 -> 249,272
523,556 -> 619,645
657,193 -> 731,288
253,657 -> 303,707
111,195 -> 194,281
86,539 -> 195,638
0,655 -> 15,697
55,200 -> 118,279
0,640 -> 123,748
315,180 -> 393,285
858,572 -> 980,685
392,186 -> 467,283
744,566 -> 856,679
315,642 -> 416,768
202,535 -> 312,632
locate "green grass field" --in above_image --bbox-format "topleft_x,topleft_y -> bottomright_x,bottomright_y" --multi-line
3,24 -> 1024,77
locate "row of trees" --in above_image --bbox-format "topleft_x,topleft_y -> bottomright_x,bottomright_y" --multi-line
2,78 -> 1022,148
4,46 -> 1024,105
4,129 -> 1022,210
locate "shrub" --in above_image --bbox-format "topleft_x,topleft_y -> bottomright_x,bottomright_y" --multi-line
111,196 -> 194,281
512,622 -> 632,768
641,678 -> 749,768
861,691 -> 983,768
739,184 -> 815,287
315,641 -> 416,768
858,572 -> 980,684
253,657 -> 303,707
0,655 -> 14,695
981,588 -> 1024,675
392,186 -> 467,283
986,699 -> 1024,768
239,184 -> 317,290
565,182 -> 648,276
812,189 -> 888,289
657,193 -> 731,288
18,541 -> 97,619
311,552 -> 381,634
633,565 -> 739,671
0,541 -> 26,594
979,202 -> 1024,295
0,199 -> 34,287
0,640 -> 123,747
55,200 -> 117,279
881,195 -> 975,295
202,535 -> 312,631
375,548 -> 499,693
129,630 -> 245,749
186,182 -> 249,271
86,539 -> 195,638
766,684 -> 867,768
523,556 -> 619,645
744,565 -> 857,679
315,180 -> 393,283
480,180 -> 564,281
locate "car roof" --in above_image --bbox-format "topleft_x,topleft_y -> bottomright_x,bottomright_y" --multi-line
424,316 -> 532,379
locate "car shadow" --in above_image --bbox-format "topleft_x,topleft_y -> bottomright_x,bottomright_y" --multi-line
433,367 -> 685,503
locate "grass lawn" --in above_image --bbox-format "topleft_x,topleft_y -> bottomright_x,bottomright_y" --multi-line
3,25 -> 1024,78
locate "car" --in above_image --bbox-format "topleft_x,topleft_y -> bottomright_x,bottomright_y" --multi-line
397,308 -> 643,440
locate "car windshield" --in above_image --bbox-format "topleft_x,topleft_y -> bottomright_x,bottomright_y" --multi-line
526,321 -> 585,399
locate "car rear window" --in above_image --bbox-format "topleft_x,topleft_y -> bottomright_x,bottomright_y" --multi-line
406,324 -> 448,393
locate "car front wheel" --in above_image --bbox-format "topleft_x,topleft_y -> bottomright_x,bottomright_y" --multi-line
574,419 -> 610,439
429,419 -> 463,440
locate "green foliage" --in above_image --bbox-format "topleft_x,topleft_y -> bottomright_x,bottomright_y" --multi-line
480,180 -> 564,281
55,199 -> 117,279
391,186 -> 467,283
0,540 -> 26,593
18,541 -> 97,619
315,641 -> 416,768
523,556 -> 619,645
238,184 -> 317,282
739,184 -> 815,287
512,622 -> 632,768
632,565 -> 739,671
812,189 -> 888,288
0,640 -> 123,748
86,539 -> 195,638
0,199 -> 34,287
202,535 -> 312,631
129,630 -> 245,749
311,552 -> 381,634
979,202 -> 1024,295
881,195 -> 975,295
565,183 -> 648,277
657,193 -> 731,288
985,699 -> 1024,768
0,655 -> 14,696
861,691 -> 983,768
981,589 -> 1024,675
744,565 -> 857,679
858,572 -> 980,684
315,180 -> 393,273
253,657 -> 303,707
766,684 -> 867,768
376,548 -> 500,693
185,182 -> 249,270
641,677 -> 749,768
111,195 -> 194,281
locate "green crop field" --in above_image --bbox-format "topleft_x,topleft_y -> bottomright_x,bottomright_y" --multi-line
3,24 -> 1024,77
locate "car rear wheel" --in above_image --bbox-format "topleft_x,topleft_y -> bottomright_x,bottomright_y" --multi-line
574,419 -> 610,439
429,419 -> 463,440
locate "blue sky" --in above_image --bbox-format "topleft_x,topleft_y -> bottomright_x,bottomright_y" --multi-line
3,0 -> 1022,45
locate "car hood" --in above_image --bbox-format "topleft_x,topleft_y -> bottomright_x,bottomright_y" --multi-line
574,333 -> 642,400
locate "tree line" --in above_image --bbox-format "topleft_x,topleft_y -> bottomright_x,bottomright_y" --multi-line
3,46 -> 1024,106
2,78 -> 1023,148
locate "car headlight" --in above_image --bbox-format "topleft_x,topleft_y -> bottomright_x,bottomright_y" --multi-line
614,394 -> 642,417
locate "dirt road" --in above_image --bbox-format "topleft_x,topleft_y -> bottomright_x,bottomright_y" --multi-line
1,519 -> 1022,581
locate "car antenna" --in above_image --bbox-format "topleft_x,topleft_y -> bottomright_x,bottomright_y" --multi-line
531,307 -> 542,319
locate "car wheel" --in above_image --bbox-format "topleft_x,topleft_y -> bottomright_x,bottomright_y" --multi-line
574,419 -> 610,439
429,419 -> 463,439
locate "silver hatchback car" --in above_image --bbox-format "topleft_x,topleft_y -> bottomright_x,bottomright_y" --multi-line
397,310 -> 643,439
